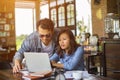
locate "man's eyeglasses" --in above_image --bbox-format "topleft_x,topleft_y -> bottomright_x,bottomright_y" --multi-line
39,34 -> 51,38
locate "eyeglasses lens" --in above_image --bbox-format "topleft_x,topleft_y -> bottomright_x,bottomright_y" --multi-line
40,34 -> 51,38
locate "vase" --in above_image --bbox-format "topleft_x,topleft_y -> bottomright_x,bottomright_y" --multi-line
107,32 -> 115,39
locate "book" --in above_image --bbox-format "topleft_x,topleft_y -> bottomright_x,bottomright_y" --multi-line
22,70 -> 52,80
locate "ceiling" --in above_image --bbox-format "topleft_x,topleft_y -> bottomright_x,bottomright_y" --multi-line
15,0 -> 49,8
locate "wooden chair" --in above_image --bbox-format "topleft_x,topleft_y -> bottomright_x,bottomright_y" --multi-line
0,61 -> 12,69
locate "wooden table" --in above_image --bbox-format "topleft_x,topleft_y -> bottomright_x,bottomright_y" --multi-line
0,69 -> 22,80
0,69 -> 115,80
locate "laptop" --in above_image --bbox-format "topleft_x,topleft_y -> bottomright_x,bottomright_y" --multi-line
24,52 -> 52,73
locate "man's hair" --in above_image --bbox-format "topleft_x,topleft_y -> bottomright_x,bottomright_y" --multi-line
36,18 -> 54,31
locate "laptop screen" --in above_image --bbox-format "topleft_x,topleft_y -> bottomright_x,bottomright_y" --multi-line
24,52 -> 52,73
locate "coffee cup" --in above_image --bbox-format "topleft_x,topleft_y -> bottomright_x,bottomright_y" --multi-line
72,71 -> 83,80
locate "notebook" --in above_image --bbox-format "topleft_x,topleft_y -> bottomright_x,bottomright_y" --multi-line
24,52 -> 52,73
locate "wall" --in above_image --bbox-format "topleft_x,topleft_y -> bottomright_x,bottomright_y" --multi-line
91,0 -> 118,37
0,0 -> 16,62
0,0 -> 15,12
91,0 -> 107,37
0,0 -> 15,46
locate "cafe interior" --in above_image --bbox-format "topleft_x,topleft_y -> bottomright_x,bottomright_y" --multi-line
0,0 -> 120,80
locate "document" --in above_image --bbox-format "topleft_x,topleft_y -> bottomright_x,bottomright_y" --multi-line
64,71 -> 92,79
20,70 -> 52,79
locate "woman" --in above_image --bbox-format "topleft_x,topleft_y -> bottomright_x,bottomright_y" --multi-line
50,28 -> 84,71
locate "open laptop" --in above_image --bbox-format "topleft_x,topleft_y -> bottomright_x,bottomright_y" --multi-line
24,52 -> 52,73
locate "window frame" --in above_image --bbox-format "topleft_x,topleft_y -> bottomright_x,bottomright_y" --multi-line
49,0 -> 76,35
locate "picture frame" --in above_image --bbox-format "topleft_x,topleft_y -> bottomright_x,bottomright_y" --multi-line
1,37 -> 6,43
8,13 -> 13,19
0,24 -> 4,30
0,13 -> 5,18
0,13 -> 1,17
4,24 -> 10,31
6,32 -> 10,36
0,32 -> 6,37
0,18 -> 6,24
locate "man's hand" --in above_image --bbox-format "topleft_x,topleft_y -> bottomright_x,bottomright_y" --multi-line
12,59 -> 22,73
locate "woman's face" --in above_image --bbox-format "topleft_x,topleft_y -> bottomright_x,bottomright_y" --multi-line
38,26 -> 53,46
59,33 -> 70,52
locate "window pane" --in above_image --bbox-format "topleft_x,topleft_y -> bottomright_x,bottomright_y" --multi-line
67,12 -> 70,18
66,0 -> 73,3
71,18 -> 74,25
68,18 -> 74,26
71,11 -> 74,17
51,8 -> 57,27
15,8 -> 34,50
58,7 -> 64,14
58,6 -> 65,27
67,4 -> 74,26
57,0 -> 64,5
50,1 -> 56,7
40,4 -> 49,19
59,20 -> 65,26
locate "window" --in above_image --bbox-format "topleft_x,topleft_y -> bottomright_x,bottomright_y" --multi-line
48,0 -> 76,35
51,8 -> 57,27
15,1 -> 36,50
39,0 -> 91,36
58,6 -> 65,27
40,4 -> 49,19
67,4 -> 75,26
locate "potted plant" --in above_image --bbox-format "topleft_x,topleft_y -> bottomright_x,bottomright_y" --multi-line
77,21 -> 87,34
77,20 -> 87,44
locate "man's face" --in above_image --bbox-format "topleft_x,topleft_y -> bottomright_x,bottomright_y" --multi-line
38,26 -> 53,46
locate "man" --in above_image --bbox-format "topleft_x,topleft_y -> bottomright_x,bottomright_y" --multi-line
13,18 -> 59,73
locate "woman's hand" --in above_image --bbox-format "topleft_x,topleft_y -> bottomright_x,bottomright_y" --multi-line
51,61 -> 64,69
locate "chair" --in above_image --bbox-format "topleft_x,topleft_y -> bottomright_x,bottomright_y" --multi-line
0,61 -> 12,69
85,52 -> 103,75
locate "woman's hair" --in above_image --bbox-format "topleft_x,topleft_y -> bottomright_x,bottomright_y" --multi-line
36,18 -> 54,31
57,28 -> 80,57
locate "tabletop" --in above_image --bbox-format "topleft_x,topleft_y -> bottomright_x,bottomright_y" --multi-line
0,69 -> 115,80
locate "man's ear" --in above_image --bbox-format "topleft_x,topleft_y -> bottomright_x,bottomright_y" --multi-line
51,30 -> 54,34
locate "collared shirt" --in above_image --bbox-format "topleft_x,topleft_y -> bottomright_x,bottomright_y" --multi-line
50,46 -> 84,71
41,41 -> 53,55
14,28 -> 60,61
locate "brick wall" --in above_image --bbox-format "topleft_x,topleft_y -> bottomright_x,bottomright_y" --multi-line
91,0 -> 117,37
91,0 -> 107,37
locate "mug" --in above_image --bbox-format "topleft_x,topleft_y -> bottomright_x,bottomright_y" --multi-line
72,71 -> 83,80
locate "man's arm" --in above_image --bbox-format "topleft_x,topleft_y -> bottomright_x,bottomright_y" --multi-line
13,32 -> 39,73
13,59 -> 22,73
13,36 -> 32,73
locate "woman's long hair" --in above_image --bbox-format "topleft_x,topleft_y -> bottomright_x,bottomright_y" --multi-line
57,28 -> 80,57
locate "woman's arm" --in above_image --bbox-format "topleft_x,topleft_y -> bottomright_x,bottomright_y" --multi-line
51,61 -> 64,69
50,53 -> 64,68
63,47 -> 84,70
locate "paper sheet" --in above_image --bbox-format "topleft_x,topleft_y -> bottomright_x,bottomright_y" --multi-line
64,71 -> 91,79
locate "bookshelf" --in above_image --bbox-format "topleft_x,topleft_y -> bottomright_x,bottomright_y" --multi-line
0,0 -> 16,62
